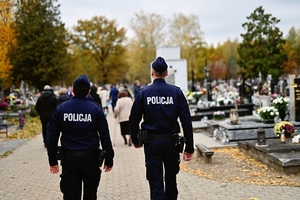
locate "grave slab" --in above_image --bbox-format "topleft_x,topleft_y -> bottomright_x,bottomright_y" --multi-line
238,139 -> 300,174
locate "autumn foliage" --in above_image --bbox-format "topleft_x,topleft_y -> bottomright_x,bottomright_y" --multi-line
0,0 -> 16,88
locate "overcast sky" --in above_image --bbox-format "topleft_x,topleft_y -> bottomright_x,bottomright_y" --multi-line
58,0 -> 300,46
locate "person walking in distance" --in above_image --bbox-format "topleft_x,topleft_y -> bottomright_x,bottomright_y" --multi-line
114,90 -> 133,146
99,86 -> 109,115
47,75 -> 114,200
35,85 -> 57,147
57,87 -> 70,105
133,80 -> 141,99
89,84 -> 102,106
129,57 -> 194,200
109,84 -> 119,112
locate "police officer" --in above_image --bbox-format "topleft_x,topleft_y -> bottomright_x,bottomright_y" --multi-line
47,75 -> 114,200
129,57 -> 194,200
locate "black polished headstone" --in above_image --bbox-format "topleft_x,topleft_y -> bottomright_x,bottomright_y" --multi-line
294,78 -> 300,121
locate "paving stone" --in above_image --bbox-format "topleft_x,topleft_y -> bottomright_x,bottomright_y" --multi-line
0,113 -> 300,199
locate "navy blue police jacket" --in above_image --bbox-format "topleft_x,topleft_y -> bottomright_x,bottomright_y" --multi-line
129,78 -> 194,154
47,96 -> 114,167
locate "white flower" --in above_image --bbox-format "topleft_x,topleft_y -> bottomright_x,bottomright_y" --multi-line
258,106 -> 278,119
292,135 -> 300,143
210,101 -> 216,106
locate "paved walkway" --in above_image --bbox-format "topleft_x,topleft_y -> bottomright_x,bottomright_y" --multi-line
0,113 -> 299,199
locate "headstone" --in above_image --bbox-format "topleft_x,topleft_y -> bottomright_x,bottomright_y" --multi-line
165,66 -> 175,85
288,74 -> 295,121
259,95 -> 271,107
293,76 -> 300,121
282,79 -> 288,96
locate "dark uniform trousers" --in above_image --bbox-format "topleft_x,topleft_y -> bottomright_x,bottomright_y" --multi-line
60,155 -> 101,200
41,120 -> 49,146
144,139 -> 180,200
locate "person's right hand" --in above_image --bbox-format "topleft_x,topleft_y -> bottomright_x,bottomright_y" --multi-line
50,165 -> 59,174
103,165 -> 113,172
134,144 -> 143,149
183,152 -> 193,161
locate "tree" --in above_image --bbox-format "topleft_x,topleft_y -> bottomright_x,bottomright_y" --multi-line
8,0 -> 69,91
168,13 -> 205,81
64,45 -> 98,86
284,27 -> 300,75
0,0 -> 16,88
237,6 -> 287,80
70,16 -> 127,84
220,39 -> 240,80
126,11 -> 166,84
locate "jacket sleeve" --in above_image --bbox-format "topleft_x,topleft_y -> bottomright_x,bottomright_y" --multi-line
98,112 -> 114,167
47,107 -> 61,166
178,91 -> 194,154
129,93 -> 143,145
35,99 -> 40,115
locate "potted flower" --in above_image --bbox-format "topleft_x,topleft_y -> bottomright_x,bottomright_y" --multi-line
258,106 -> 278,122
213,111 -> 225,120
272,97 -> 290,121
273,97 -> 289,110
274,121 -> 296,138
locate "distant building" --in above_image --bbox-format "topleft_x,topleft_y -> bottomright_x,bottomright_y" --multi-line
154,46 -> 188,92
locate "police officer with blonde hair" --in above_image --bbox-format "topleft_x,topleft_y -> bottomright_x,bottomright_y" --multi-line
129,57 -> 194,200
47,75 -> 114,200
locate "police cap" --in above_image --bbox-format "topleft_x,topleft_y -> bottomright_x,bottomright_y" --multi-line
73,75 -> 90,90
152,57 -> 168,73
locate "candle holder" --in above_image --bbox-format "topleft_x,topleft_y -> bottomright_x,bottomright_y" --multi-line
280,132 -> 286,144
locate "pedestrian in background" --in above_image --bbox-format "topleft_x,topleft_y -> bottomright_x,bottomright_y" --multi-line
133,80 -> 141,99
67,86 -> 73,97
47,75 -> 114,200
114,90 -> 133,146
57,87 -> 70,105
109,84 -> 119,112
123,84 -> 132,99
35,85 -> 57,147
99,86 -> 109,115
90,85 -> 102,106
129,57 -> 194,200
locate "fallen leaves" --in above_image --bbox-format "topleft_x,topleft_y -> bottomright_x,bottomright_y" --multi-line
181,147 -> 300,187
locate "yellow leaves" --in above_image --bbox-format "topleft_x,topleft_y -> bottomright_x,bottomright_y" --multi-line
0,0 -> 16,87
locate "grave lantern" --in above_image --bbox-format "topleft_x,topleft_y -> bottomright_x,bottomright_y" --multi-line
230,109 -> 239,124
257,127 -> 266,145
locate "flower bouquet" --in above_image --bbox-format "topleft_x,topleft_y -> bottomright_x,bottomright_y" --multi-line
217,97 -> 225,105
258,106 -> 278,120
186,91 -> 202,104
272,97 -> 290,111
274,121 -> 296,137
259,82 -> 270,95
213,111 -> 225,120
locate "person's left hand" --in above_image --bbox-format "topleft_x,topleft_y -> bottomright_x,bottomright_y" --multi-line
50,165 -> 59,174
103,165 -> 113,172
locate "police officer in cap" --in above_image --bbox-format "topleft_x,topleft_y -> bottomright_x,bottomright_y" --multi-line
47,74 -> 114,200
129,57 -> 194,200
